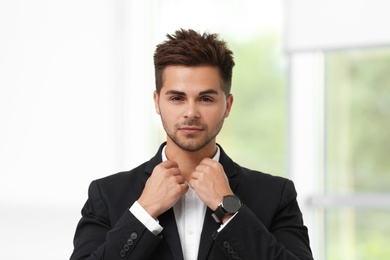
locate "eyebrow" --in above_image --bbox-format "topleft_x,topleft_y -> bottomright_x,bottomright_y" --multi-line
199,89 -> 219,96
164,89 -> 219,96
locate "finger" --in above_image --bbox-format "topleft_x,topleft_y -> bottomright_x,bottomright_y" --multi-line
200,158 -> 224,172
180,183 -> 190,194
195,163 -> 210,173
153,161 -> 178,175
175,175 -> 185,184
194,164 -> 214,179
188,178 -> 196,189
199,157 -> 215,166
191,170 -> 202,179
167,167 -> 181,176
176,182 -> 189,193
161,160 -> 179,169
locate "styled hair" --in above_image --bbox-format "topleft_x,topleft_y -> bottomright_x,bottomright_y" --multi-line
153,29 -> 235,96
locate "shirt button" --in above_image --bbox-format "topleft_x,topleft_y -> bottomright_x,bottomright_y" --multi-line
187,228 -> 194,235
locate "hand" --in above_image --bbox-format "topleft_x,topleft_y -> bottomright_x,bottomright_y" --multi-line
189,158 -> 233,210
138,160 -> 189,219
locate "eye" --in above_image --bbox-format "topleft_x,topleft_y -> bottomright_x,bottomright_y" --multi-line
170,96 -> 184,101
200,96 -> 213,102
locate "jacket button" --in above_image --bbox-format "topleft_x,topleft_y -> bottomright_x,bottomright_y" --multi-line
223,241 -> 230,248
124,244 -> 130,252
127,238 -> 134,245
227,247 -> 234,254
130,232 -> 138,240
120,250 -> 126,258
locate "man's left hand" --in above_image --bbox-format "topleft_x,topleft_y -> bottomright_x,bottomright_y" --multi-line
189,158 -> 233,210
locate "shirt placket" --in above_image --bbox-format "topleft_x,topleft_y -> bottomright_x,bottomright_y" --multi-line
184,187 -> 197,260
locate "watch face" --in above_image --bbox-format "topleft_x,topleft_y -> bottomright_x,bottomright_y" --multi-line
222,195 -> 242,213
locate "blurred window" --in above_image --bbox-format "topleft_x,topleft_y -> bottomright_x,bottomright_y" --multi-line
218,34 -> 287,176
323,48 -> 390,259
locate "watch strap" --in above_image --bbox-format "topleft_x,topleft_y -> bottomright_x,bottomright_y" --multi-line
211,204 -> 227,223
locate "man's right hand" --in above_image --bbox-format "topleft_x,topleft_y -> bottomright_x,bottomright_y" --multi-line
137,160 -> 188,219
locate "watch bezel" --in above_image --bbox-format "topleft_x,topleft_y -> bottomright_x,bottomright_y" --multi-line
211,194 -> 243,223
222,195 -> 242,214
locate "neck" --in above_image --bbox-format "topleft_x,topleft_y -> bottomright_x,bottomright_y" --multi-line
165,140 -> 217,181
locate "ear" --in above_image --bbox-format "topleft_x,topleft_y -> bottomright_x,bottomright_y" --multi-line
153,91 -> 161,115
224,94 -> 234,118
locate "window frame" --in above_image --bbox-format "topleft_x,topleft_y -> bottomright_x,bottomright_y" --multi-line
288,51 -> 390,259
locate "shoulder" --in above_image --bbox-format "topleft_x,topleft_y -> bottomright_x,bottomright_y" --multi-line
234,163 -> 293,190
232,163 -> 297,210
219,144 -> 293,192
88,161 -> 150,204
93,143 -> 164,187
96,161 -> 149,184
92,161 -> 149,188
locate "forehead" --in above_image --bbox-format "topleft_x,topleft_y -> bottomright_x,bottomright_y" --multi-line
161,65 -> 223,93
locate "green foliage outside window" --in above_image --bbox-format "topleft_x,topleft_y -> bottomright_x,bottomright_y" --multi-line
326,48 -> 390,259
218,33 -> 287,177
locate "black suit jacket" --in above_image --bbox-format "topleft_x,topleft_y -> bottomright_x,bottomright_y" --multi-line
70,143 -> 313,260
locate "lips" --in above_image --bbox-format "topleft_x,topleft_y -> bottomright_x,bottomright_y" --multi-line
179,126 -> 203,134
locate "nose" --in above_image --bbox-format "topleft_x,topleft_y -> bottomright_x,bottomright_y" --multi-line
183,101 -> 200,119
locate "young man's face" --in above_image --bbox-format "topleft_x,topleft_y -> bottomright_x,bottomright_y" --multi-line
154,65 -> 233,152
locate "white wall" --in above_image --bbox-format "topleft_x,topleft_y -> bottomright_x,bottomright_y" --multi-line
285,0 -> 390,51
0,1 -> 155,258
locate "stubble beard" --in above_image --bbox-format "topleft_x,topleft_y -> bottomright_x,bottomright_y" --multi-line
161,117 -> 225,152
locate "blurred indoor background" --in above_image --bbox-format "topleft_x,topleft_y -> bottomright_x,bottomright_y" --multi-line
1,0 -> 389,259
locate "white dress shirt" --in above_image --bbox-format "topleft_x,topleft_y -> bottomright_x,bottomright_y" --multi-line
130,145 -> 221,260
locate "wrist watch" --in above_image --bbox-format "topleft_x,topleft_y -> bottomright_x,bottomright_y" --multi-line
211,194 -> 243,223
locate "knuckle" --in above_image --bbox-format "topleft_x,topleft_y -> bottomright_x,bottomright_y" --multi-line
162,170 -> 170,178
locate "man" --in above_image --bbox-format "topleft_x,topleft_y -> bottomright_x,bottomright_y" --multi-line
70,29 -> 313,260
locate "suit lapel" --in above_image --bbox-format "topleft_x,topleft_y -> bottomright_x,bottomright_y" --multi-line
142,143 -> 183,259
197,207 -> 220,260
197,145 -> 239,260
144,143 -> 184,260
159,208 -> 184,260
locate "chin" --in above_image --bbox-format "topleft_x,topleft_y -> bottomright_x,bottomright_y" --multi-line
178,139 -> 211,152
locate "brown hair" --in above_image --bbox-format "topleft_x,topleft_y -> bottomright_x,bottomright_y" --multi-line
153,29 -> 235,96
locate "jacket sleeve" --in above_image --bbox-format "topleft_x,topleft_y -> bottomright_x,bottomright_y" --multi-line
70,181 -> 162,260
212,180 -> 313,260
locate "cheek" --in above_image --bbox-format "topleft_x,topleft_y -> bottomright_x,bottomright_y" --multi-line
160,106 -> 180,122
156,101 -> 170,116
204,109 -> 226,123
